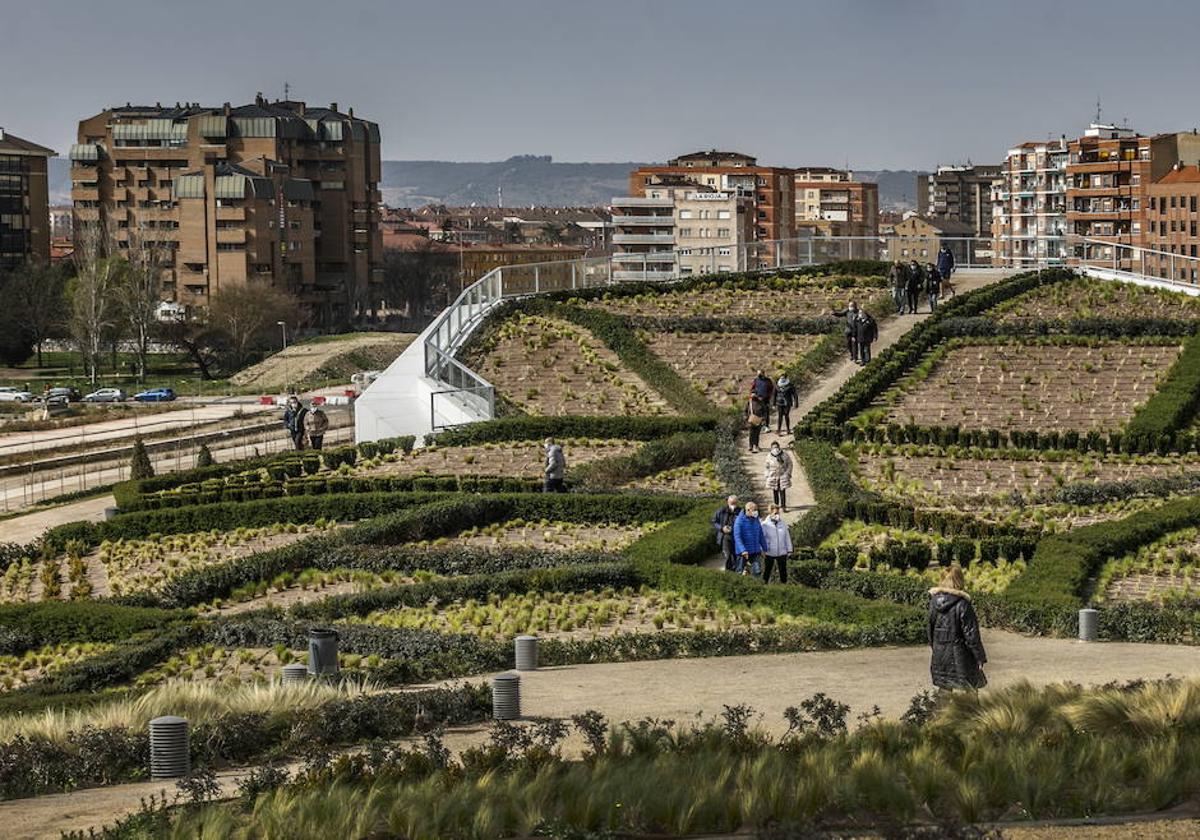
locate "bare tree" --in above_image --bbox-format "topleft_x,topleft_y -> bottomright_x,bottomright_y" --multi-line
208,283 -> 302,370
5,262 -> 66,367
70,221 -> 124,385
381,242 -> 456,317
117,223 -> 169,381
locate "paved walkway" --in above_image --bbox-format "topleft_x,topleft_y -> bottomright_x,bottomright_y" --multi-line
2,495 -> 113,545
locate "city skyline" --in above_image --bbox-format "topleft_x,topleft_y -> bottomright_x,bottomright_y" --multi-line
4,0 -> 1200,168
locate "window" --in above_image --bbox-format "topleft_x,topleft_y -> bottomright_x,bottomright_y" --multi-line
718,247 -> 731,256
717,228 -> 730,237
216,242 -> 244,251
717,210 -> 731,219
901,248 -> 908,257
1192,196 -> 1198,213
1171,196 -> 1178,209
678,209 -> 693,219
678,227 -> 692,237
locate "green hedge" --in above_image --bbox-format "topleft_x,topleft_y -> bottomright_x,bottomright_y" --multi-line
1125,329 -> 1200,441
573,430 -> 715,490
0,601 -> 187,653
621,501 -> 718,566
432,415 -> 717,446
112,436 -> 416,509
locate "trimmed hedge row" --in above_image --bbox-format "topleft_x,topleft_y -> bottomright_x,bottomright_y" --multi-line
622,501 -> 717,567
432,415 -> 718,446
0,601 -> 187,654
939,315 -> 1198,339
573,430 -> 716,491
112,436 -> 416,509
1125,329 -> 1200,440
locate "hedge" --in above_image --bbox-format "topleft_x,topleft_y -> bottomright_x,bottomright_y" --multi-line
939,315 -> 1198,339
432,415 -> 718,446
621,501 -> 718,566
0,601 -> 187,653
112,435 -> 416,509
1125,329 -> 1200,441
573,430 -> 716,491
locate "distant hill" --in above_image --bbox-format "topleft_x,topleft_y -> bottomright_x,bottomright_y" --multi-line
48,156 -> 928,213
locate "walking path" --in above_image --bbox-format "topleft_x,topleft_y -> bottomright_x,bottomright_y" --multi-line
736,270 -> 1017,523
2,495 -> 113,545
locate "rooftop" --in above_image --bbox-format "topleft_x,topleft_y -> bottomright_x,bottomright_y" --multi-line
1156,165 -> 1200,185
0,129 -> 55,157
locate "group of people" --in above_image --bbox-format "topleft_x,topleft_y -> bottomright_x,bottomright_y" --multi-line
746,370 -> 797,448
711,495 -> 794,582
889,244 -> 958,317
832,302 -> 879,366
281,396 -> 331,451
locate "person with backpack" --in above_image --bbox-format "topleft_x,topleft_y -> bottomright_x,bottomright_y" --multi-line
937,244 -> 956,297
774,373 -> 798,435
905,261 -> 923,315
888,261 -> 906,315
543,438 -> 567,492
711,495 -> 741,572
925,263 -> 942,313
303,405 -> 330,450
929,565 -> 988,690
855,309 -> 878,365
832,300 -> 859,361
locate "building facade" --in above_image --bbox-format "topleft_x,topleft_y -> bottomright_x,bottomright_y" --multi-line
919,164 -> 1001,242
71,97 -> 383,325
1145,165 -> 1200,283
793,168 -> 878,238
0,129 -> 54,269
629,151 -> 793,265
991,138 -> 1069,267
1065,124 -> 1200,270
884,215 -> 976,266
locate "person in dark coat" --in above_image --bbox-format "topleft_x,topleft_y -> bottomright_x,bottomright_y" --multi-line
855,310 -> 878,365
750,370 -> 773,428
746,395 -> 769,452
774,374 -> 797,434
282,396 -> 308,450
905,261 -> 923,315
831,300 -> 859,361
925,264 -> 942,313
937,244 -> 956,297
928,565 -> 987,690
543,438 -> 567,492
711,495 -> 741,572
888,261 -> 906,315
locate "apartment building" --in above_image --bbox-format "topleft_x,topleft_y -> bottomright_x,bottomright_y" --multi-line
884,216 -> 976,265
71,96 -> 383,325
919,164 -> 1001,241
611,176 -> 753,280
0,128 -> 55,269
1065,123 -> 1200,270
991,138 -> 1068,267
793,168 -> 878,238
629,151 -> 793,265
1145,165 -> 1200,283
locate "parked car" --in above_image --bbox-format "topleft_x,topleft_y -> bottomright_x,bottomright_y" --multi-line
84,388 -> 127,403
133,387 -> 176,403
47,387 -> 82,403
0,387 -> 36,403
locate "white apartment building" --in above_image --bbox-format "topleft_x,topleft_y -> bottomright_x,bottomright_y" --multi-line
992,138 -> 1069,267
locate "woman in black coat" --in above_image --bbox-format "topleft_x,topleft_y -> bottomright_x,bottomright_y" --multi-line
928,565 -> 987,689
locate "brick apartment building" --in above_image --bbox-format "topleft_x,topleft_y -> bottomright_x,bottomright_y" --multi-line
918,164 -> 1001,241
0,128 -> 55,269
629,151 -> 793,265
71,96 -> 383,326
991,138 -> 1069,267
793,168 -> 878,239
1145,165 -> 1200,283
1066,123 -> 1200,270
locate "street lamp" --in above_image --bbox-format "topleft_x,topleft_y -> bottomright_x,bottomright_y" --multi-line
277,321 -> 289,395
277,321 -> 288,350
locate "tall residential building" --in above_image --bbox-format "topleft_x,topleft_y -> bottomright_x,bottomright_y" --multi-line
1066,123 -> 1200,270
991,138 -> 1069,267
918,164 -> 1001,240
611,176 -> 753,279
0,128 -> 55,269
629,151 -> 794,265
1145,165 -> 1200,283
793,168 -> 878,238
71,97 -> 383,325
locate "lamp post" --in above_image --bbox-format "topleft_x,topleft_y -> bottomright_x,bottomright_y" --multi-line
277,321 -> 289,395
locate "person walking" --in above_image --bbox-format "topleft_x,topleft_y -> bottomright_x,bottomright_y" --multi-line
905,261 -> 923,315
543,437 -> 567,492
764,440 -> 793,512
750,370 -> 774,428
855,309 -> 878,365
937,244 -> 956,297
303,405 -> 330,450
712,495 -> 741,572
925,263 -> 942,313
761,503 -> 793,584
888,260 -> 906,315
746,394 -> 768,453
928,565 -> 988,690
832,300 -> 860,361
282,396 -> 308,451
774,373 -> 797,435
733,501 -> 765,576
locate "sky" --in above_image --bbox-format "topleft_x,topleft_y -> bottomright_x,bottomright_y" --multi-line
3,0 -> 1199,169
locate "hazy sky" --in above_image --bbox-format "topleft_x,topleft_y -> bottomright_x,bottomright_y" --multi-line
3,0 -> 1199,169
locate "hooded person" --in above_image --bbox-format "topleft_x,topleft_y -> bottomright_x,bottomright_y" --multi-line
928,566 -> 988,689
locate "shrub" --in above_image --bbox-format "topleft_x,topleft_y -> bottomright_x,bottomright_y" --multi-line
573,430 -> 714,490
195,444 -> 215,469
130,437 -> 154,480
1125,329 -> 1200,443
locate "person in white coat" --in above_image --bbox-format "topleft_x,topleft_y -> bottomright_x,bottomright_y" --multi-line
761,503 -> 793,584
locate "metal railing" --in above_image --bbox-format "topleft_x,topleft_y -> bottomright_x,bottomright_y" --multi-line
420,232 -> 1200,428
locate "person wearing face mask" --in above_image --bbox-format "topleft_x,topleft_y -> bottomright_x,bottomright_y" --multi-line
764,441 -> 793,512
282,395 -> 308,451
761,503 -> 793,584
711,495 -> 741,572
733,501 -> 765,576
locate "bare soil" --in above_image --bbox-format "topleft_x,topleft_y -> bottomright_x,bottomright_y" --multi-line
418,520 -> 654,552
583,283 -> 876,319
885,342 -> 1180,433
994,277 -> 1200,322
358,439 -> 639,479
627,459 -> 721,495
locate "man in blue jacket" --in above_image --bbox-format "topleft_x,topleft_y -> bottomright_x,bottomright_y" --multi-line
733,501 -> 765,576
936,245 -> 955,297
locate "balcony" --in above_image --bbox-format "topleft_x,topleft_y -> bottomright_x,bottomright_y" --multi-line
612,251 -> 676,263
613,268 -> 676,281
216,228 -> 247,244
216,206 -> 247,221
611,215 -> 673,225
612,233 -> 675,245
612,196 -> 674,208
71,185 -> 99,202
